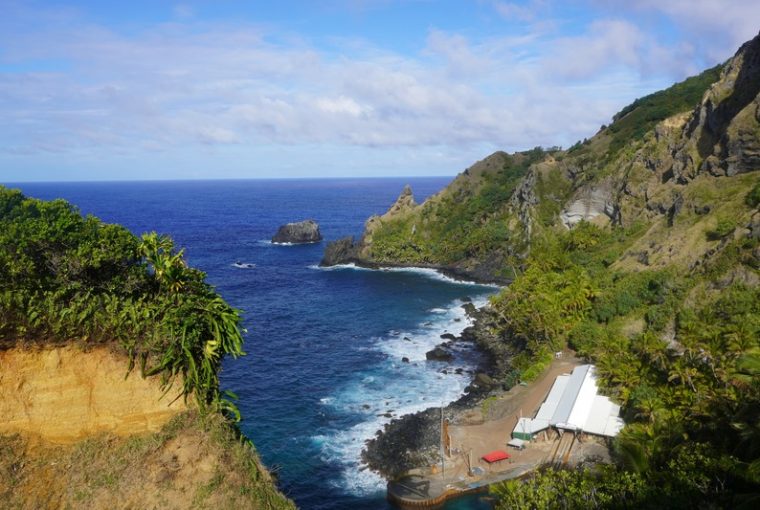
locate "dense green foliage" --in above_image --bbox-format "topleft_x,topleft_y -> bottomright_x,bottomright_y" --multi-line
369,148 -> 551,272
0,186 -> 244,409
570,65 -> 722,159
489,219 -> 760,507
358,43 -> 759,506
492,466 -> 646,509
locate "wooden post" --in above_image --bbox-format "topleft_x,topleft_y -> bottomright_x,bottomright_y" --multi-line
440,404 -> 445,478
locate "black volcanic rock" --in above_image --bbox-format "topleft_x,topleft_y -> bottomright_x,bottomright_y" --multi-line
320,236 -> 360,266
272,220 -> 322,244
425,346 -> 453,362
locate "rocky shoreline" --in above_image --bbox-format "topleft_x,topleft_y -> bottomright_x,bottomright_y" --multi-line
318,189 -> 518,480
362,300 -> 518,479
320,238 -> 512,286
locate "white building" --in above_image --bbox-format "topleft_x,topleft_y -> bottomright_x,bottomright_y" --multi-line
512,365 -> 624,441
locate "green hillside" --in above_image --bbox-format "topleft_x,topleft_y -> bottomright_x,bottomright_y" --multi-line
324,33 -> 760,507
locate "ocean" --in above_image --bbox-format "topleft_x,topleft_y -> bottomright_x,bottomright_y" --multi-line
10,179 -> 498,509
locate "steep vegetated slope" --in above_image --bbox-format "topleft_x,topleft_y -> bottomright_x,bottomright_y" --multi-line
0,188 -> 294,509
325,33 -> 760,507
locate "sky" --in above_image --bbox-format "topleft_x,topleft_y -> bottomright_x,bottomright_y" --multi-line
2,1 -> 760,182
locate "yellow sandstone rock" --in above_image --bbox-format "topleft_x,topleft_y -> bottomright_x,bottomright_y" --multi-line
0,344 -> 186,443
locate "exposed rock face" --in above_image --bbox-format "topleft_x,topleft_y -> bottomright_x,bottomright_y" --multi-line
272,219 -> 322,244
320,236 -> 360,266
0,345 -> 186,443
510,168 -> 538,237
560,186 -> 619,228
669,32 -> 760,180
388,184 -> 416,215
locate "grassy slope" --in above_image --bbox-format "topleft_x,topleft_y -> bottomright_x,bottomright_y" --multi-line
361,65 -> 725,282
365,148 -> 555,280
0,411 -> 294,510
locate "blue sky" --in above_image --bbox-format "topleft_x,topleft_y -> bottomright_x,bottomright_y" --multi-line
2,0 -> 759,181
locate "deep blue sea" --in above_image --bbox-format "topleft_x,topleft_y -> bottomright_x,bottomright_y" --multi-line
8,179 -> 498,510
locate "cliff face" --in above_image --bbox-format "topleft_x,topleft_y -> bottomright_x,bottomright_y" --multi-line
322,32 -> 760,282
0,347 -> 294,510
0,345 -> 186,443
0,187 -> 294,508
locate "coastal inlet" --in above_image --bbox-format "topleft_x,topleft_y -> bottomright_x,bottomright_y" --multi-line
14,177 -> 496,509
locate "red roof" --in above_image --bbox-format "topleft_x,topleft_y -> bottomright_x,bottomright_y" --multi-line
482,450 -> 510,463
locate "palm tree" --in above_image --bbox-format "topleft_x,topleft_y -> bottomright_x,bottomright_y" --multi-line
138,232 -> 188,293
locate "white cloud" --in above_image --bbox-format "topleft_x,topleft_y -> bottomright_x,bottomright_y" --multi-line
543,19 -> 697,80
607,0 -> 760,63
3,0 -> 760,179
315,96 -> 368,117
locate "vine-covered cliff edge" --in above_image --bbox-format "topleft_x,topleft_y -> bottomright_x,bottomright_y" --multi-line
0,188 -> 294,509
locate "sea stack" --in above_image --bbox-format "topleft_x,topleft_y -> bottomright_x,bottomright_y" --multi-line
272,219 -> 323,244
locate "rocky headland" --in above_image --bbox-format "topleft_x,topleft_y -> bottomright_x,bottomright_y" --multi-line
320,185 -> 510,284
272,219 -> 323,244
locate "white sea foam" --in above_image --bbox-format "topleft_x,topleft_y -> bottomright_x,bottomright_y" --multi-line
308,262 -> 370,271
311,294 -> 492,496
309,263 -> 502,288
271,240 -> 321,246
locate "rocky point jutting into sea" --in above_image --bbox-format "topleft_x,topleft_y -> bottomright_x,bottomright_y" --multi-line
321,31 -> 760,505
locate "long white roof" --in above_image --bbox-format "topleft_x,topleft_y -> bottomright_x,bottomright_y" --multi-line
512,364 -> 624,438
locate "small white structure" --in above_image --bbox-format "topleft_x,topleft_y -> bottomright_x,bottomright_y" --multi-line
512,365 -> 624,441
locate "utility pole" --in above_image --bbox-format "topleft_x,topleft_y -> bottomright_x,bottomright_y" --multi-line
440,403 -> 445,478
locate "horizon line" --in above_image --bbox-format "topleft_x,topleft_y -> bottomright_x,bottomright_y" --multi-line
2,175 -> 456,186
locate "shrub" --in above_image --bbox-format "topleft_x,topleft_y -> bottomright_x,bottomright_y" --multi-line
706,217 -> 737,240
746,180 -> 760,208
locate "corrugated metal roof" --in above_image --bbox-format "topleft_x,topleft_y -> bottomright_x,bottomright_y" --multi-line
583,395 -> 613,435
527,364 -> 625,438
535,401 -> 558,421
544,375 -> 570,404
566,367 -> 599,428
549,364 -> 590,426
512,417 -> 550,436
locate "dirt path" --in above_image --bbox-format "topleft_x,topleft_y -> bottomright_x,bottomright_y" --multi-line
440,352 -> 582,480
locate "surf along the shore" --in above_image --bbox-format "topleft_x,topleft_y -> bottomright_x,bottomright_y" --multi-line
310,264 -> 498,496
